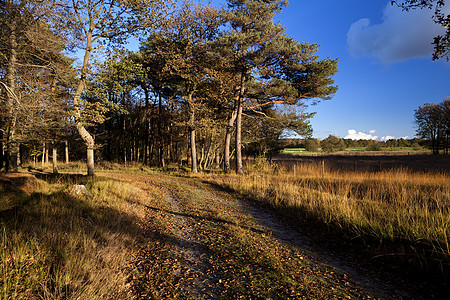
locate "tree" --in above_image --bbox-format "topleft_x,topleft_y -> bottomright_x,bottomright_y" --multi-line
218,0 -> 338,173
414,99 -> 449,154
0,0 -> 73,172
64,0 -> 169,175
394,0 -> 450,60
140,1 -> 221,173
304,138 -> 320,152
321,135 -> 346,153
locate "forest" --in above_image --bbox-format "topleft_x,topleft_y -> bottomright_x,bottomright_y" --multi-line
0,0 -> 340,175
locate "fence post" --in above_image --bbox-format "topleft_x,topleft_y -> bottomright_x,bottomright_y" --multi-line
294,164 -> 296,177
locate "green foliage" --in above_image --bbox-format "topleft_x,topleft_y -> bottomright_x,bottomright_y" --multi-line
366,142 -> 382,151
321,135 -> 346,153
304,138 -> 320,152
414,98 -> 449,154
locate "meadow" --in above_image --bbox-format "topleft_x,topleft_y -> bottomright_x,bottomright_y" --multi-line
203,154 -> 449,278
0,172 -> 153,299
1,153 -> 448,298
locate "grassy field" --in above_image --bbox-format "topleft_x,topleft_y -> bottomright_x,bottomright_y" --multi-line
0,172 -> 153,299
204,157 -> 450,276
282,147 -> 424,155
1,156 -> 449,297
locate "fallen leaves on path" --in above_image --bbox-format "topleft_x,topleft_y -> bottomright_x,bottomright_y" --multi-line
102,172 -> 377,299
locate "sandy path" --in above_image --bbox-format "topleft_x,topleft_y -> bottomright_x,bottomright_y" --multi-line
101,172 -> 411,299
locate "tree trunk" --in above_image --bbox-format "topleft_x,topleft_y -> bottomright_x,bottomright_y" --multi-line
65,140 -> 69,163
73,32 -> 96,176
188,94 -> 197,173
224,108 -> 237,171
158,90 -> 165,168
52,143 -> 58,174
235,73 -> 246,174
87,147 -> 94,176
215,147 -> 221,169
235,97 -> 244,174
42,142 -> 45,168
45,143 -> 49,163
0,132 -> 3,170
4,14 -> 18,173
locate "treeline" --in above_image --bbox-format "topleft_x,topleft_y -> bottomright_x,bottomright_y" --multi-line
414,99 -> 450,154
0,0 -> 339,174
283,137 -> 430,153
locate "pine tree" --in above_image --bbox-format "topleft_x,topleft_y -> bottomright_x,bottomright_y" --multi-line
218,0 -> 338,173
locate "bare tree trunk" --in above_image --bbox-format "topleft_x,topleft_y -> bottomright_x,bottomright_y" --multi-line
235,97 -> 244,174
45,142 -> 49,163
4,14 -> 18,173
235,73 -> 246,174
158,90 -> 165,168
65,140 -> 69,163
215,147 -> 221,169
52,142 -> 58,174
87,147 -> 94,175
42,142 -> 45,168
0,132 -> 3,170
224,108 -> 237,172
73,32 -> 96,176
188,93 -> 197,173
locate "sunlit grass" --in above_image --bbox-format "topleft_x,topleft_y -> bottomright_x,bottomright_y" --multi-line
0,174 -> 151,299
203,159 -> 450,268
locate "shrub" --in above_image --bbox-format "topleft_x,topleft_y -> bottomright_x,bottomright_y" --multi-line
321,135 -> 346,153
304,138 -> 320,152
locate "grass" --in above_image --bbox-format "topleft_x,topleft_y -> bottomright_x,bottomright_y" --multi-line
203,159 -> 450,274
0,172 -> 151,299
282,147 -> 426,155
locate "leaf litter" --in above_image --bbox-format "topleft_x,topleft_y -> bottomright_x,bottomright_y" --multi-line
102,172 -> 410,299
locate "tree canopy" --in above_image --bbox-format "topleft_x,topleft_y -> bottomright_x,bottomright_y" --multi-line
1,0 -> 340,174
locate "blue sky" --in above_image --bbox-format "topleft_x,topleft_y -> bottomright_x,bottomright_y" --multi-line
210,0 -> 449,140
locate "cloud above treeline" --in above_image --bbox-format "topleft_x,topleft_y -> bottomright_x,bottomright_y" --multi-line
345,129 -> 378,140
344,129 -> 409,141
347,2 -> 449,63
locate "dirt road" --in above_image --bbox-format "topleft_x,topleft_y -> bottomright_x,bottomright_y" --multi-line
102,172 -> 411,299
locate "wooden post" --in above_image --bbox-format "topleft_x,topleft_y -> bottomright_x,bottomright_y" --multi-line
293,164 -> 296,176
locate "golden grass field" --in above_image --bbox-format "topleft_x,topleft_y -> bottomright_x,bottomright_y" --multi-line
204,156 -> 449,273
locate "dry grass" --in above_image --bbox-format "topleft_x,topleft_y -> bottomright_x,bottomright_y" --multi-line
203,159 -> 450,270
0,173 -> 151,299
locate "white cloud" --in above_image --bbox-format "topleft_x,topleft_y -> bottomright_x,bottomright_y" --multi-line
347,2 -> 449,63
369,130 -> 376,134
380,135 -> 395,141
345,129 -> 378,140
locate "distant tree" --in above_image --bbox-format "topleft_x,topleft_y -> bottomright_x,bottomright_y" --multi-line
304,138 -> 320,152
394,0 -> 450,60
366,141 -> 382,151
414,100 -> 448,154
321,135 -> 346,153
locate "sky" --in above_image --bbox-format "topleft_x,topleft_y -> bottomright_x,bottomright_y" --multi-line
209,0 -> 450,140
